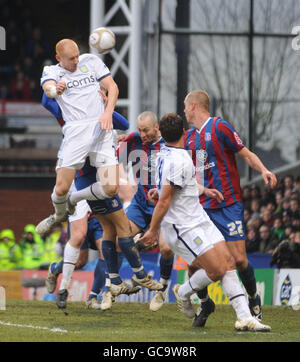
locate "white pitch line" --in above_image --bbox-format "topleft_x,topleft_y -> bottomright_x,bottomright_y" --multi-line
0,320 -> 68,333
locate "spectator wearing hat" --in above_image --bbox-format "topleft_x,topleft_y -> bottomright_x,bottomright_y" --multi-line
19,224 -> 44,269
0,229 -> 22,270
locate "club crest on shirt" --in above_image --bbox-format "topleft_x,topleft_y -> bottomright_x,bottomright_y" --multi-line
205,132 -> 211,141
111,199 -> 119,208
193,236 -> 203,246
80,65 -> 88,73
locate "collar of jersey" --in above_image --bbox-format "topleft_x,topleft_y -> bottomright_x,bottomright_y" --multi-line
196,117 -> 212,134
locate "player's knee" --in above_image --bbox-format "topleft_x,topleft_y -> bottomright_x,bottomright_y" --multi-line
209,265 -> 227,282
160,245 -> 173,259
103,184 -> 119,198
55,181 -> 69,196
234,256 -> 248,270
70,230 -> 86,247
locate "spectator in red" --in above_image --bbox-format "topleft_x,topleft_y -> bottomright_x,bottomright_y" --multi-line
10,71 -> 32,100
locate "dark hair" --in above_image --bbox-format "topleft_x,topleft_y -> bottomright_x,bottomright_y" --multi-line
159,113 -> 184,142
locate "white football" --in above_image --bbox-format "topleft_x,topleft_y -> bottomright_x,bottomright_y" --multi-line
89,27 -> 116,54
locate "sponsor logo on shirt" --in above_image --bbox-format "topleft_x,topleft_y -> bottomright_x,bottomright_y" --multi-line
195,162 -> 215,172
234,132 -> 243,145
66,75 -> 97,89
196,149 -> 208,162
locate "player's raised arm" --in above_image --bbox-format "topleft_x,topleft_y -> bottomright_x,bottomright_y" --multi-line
98,75 -> 119,130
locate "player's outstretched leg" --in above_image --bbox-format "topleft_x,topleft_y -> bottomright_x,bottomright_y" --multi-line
36,191 -> 75,236
117,237 -> 162,291
101,240 -> 141,310
221,270 -> 270,332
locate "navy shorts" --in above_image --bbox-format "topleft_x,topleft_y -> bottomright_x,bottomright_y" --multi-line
125,193 -> 155,232
205,202 -> 246,242
75,171 -> 123,215
81,216 -> 103,251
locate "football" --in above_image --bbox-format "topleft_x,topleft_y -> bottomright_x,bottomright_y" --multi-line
89,27 -> 116,54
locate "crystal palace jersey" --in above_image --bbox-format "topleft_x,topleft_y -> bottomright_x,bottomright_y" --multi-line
117,132 -> 165,203
184,116 -> 245,209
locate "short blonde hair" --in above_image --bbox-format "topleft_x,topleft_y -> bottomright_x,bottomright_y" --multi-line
186,90 -> 210,112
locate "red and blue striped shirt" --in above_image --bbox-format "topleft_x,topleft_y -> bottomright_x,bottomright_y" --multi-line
184,117 -> 244,209
117,131 -> 165,202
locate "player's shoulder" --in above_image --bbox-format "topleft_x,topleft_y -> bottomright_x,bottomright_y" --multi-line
214,117 -> 234,130
79,53 -> 99,62
42,63 -> 60,76
123,131 -> 140,142
79,53 -> 106,67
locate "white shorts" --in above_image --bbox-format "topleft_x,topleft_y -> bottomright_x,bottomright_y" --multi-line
68,182 -> 91,222
57,120 -> 118,170
161,215 -> 224,265
68,199 -> 91,223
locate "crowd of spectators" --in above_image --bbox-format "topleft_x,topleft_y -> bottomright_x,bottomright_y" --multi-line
0,0 -> 53,102
243,175 -> 300,267
0,223 -> 67,271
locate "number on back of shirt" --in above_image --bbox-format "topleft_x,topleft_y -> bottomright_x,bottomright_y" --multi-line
227,220 -> 243,236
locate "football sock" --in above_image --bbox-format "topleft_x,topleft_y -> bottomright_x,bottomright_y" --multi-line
221,270 -> 251,320
178,269 -> 213,300
102,240 -> 122,285
69,182 -> 109,205
89,258 -> 107,298
59,242 -> 80,290
196,286 -> 209,303
102,274 -> 111,293
238,262 -> 257,299
118,237 -> 147,279
117,252 -> 124,270
51,189 -> 68,218
159,255 -> 174,292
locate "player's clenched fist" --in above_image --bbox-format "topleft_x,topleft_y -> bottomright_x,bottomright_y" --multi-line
56,81 -> 66,95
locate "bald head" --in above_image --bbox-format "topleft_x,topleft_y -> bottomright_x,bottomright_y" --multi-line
137,111 -> 160,144
56,39 -> 78,56
55,39 -> 79,72
184,89 -> 211,126
185,90 -> 210,112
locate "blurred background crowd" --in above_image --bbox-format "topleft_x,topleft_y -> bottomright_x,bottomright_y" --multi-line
1,174 -> 300,271
243,175 -> 300,268
0,222 -> 67,271
0,0 -> 53,102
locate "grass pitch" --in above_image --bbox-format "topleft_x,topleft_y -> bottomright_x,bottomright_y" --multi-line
0,300 -> 299,342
